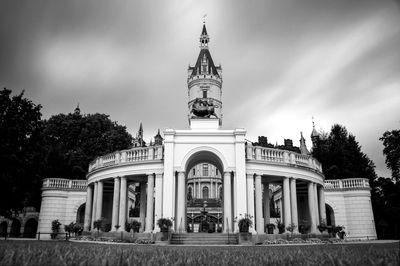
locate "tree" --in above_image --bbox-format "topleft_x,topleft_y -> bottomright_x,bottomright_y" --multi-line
312,124 -> 376,182
42,109 -> 133,179
380,130 -> 400,182
0,88 -> 44,215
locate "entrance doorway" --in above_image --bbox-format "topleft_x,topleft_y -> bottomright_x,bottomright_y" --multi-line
186,162 -> 223,233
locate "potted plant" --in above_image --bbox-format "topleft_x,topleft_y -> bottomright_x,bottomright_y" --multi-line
286,223 -> 297,235
157,218 -> 173,232
93,219 -> 102,232
317,219 -> 327,233
299,219 -> 310,234
51,219 -> 61,239
238,213 -> 253,233
276,219 -> 285,234
265,223 -> 276,234
129,220 -> 141,233
64,222 -> 74,238
157,218 -> 173,241
73,223 -> 83,236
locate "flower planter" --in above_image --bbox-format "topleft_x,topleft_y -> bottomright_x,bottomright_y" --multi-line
238,232 -> 252,244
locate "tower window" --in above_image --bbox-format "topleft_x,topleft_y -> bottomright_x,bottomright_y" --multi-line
216,168 -> 218,176
193,168 -> 195,176
203,164 -> 209,176
203,90 -> 207,98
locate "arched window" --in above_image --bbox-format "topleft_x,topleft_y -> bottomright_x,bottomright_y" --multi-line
219,186 -> 223,200
187,187 -> 193,200
203,186 -> 209,199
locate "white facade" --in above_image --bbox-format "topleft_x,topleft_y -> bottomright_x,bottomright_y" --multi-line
36,24 -> 377,240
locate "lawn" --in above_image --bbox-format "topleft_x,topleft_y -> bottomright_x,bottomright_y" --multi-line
0,240 -> 398,265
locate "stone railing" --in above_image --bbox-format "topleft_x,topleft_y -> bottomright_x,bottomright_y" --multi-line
246,146 -> 323,173
88,145 -> 164,173
42,178 -> 87,191
324,178 -> 370,190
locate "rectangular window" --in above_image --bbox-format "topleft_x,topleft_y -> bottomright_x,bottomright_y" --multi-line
203,164 -> 209,176
203,90 -> 207,98
216,168 -> 218,176
193,168 -> 195,176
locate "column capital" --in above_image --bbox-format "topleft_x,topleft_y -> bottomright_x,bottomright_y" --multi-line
246,173 -> 254,178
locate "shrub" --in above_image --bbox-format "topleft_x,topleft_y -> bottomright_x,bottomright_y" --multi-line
51,220 -> 61,233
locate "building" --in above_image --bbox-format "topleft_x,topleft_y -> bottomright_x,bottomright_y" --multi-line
37,23 -> 377,240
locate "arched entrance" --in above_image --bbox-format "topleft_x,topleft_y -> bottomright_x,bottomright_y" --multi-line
76,203 -> 85,224
326,204 -> 335,226
0,221 -> 7,237
10,219 -> 21,237
326,204 -> 335,236
183,150 -> 226,233
23,218 -> 38,238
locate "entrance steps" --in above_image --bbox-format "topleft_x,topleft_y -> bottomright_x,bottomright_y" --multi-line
170,233 -> 238,245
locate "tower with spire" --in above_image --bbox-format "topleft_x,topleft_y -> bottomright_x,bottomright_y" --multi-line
133,122 -> 146,147
311,119 -> 320,149
187,22 -> 223,126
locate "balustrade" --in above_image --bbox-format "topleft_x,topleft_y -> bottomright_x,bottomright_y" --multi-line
247,146 -> 322,173
42,178 -> 87,190
88,145 -> 164,172
324,178 -> 369,190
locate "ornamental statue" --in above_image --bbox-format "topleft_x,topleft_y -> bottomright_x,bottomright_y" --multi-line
190,98 -> 218,118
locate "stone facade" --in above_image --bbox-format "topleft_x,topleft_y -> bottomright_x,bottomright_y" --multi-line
35,23 -> 377,241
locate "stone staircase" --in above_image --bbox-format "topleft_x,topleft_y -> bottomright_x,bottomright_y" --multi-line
170,233 -> 238,245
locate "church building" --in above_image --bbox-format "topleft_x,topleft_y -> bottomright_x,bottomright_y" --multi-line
35,23 -> 377,241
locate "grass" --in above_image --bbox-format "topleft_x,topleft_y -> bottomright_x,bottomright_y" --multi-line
0,240 -> 398,265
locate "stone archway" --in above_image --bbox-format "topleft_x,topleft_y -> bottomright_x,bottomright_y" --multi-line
326,204 -> 335,226
76,203 -> 85,224
23,218 -> 38,238
0,221 -> 7,237
10,219 -> 21,237
181,149 -> 227,233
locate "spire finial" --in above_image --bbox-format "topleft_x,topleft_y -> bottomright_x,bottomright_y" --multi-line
312,116 -> 315,129
203,14 -> 207,24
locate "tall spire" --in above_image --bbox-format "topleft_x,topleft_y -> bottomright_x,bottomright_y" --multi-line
200,22 -> 210,49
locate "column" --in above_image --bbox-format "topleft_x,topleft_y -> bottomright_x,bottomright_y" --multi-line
193,182 -> 197,198
290,178 -> 299,234
96,181 -> 103,220
255,175 -> 263,234
91,182 -> 98,229
118,176 -> 127,231
318,185 -> 326,223
198,180 -> 201,198
223,172 -> 232,233
308,182 -> 317,233
111,177 -> 120,231
176,171 -> 186,232
145,174 -> 155,233
154,174 -> 163,232
283,177 -> 291,228
139,182 -> 147,232
246,174 -> 255,233
83,184 -> 93,231
263,183 -> 270,226
313,183 -> 320,224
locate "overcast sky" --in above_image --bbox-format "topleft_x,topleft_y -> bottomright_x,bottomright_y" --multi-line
1,0 -> 399,178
